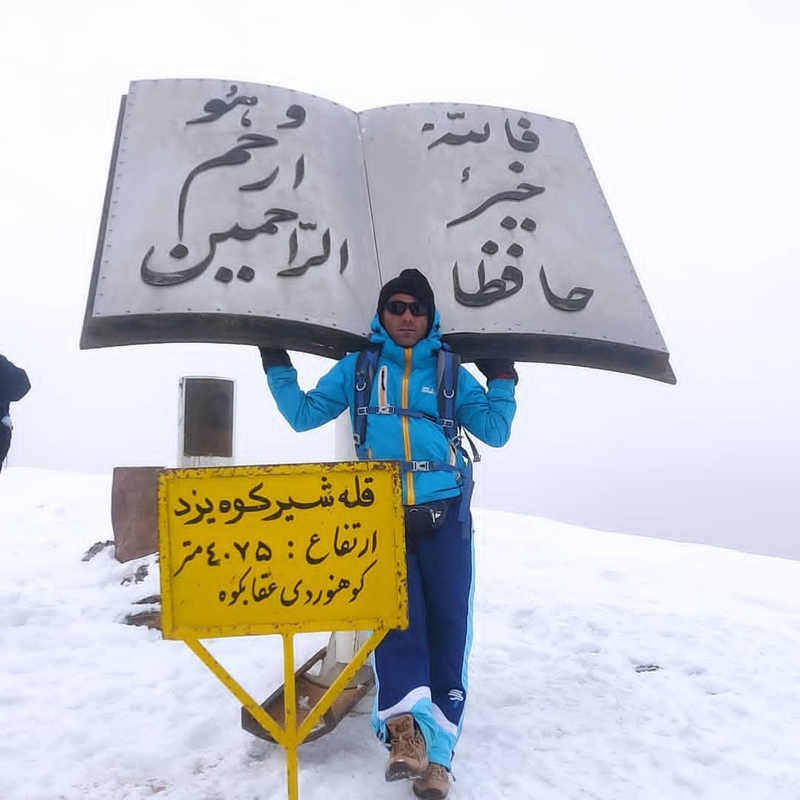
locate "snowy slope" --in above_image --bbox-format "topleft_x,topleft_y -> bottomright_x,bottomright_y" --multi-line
1,468 -> 798,800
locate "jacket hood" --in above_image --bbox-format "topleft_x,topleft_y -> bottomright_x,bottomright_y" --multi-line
369,309 -> 443,364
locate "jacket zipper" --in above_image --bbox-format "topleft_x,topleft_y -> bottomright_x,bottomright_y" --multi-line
401,348 -> 414,504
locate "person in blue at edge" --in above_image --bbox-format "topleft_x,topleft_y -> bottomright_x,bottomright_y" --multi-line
258,269 -> 517,800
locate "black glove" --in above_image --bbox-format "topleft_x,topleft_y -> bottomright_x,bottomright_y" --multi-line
475,358 -> 518,385
259,347 -> 292,371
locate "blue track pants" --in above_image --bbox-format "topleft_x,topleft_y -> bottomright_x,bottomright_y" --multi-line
372,497 -> 474,769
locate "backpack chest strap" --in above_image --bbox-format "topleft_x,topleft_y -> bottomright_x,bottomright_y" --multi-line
401,459 -> 460,474
357,404 -> 452,427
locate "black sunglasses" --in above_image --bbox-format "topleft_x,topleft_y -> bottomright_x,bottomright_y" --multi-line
384,299 -> 429,317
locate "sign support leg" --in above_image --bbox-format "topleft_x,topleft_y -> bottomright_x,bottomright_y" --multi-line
283,632 -> 299,800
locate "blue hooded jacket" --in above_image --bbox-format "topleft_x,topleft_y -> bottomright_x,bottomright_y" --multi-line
266,311 -> 516,505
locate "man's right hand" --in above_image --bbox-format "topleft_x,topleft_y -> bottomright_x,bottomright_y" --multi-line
259,347 -> 292,371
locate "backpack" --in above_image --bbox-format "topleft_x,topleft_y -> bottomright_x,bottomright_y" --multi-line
352,343 -> 479,522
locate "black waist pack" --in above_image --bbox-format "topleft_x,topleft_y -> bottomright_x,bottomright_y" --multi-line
404,500 -> 450,536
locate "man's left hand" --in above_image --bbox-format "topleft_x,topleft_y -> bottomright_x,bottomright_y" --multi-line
475,358 -> 519,385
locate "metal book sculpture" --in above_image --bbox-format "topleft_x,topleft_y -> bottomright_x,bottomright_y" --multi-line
82,78 -> 675,384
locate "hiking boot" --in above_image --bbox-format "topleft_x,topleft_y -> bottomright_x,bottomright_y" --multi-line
413,762 -> 449,799
384,713 -> 428,781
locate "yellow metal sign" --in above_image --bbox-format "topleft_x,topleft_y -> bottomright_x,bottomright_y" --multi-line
159,461 -> 406,639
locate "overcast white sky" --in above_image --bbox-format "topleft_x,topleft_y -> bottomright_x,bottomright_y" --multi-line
2,0 -> 798,557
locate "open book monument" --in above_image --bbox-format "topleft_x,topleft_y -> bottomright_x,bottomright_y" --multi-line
81,79 -> 675,383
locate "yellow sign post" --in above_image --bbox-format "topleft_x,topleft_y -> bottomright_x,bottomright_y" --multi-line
158,460 -> 407,800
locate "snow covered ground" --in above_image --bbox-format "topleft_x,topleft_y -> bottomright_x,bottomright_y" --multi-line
1,467 -> 798,799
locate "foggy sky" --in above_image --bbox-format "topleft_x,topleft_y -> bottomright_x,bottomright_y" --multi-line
2,0 -> 798,558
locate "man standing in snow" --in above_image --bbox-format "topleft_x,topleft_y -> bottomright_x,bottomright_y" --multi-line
259,269 -> 517,798
0,354 -> 31,473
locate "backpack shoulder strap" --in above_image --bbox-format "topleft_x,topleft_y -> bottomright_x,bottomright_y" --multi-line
436,347 -> 460,441
435,346 -> 483,525
353,344 -> 382,451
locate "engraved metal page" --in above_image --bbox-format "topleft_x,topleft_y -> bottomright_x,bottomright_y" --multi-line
86,79 -> 379,350
360,103 -> 673,381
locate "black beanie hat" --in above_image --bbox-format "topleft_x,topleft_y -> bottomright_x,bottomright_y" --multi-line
377,268 -> 436,335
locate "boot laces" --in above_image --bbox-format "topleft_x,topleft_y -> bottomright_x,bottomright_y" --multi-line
392,725 -> 423,760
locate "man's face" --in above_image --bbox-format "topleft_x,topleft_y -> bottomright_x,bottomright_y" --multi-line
380,292 -> 429,348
